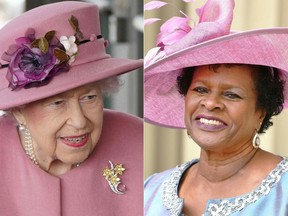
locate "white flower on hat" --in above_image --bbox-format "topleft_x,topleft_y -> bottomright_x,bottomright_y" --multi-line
60,35 -> 78,63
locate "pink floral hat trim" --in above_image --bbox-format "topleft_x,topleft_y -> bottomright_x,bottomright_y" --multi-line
144,0 -> 288,128
0,1 -> 142,110
1,16 -> 102,90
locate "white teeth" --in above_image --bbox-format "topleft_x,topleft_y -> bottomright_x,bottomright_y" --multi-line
199,118 -> 223,126
64,135 -> 86,143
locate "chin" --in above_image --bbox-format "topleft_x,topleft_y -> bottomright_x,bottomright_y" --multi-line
62,150 -> 91,165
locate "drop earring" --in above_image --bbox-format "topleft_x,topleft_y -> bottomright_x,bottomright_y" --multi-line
252,131 -> 261,148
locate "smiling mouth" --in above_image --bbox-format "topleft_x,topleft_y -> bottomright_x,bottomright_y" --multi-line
61,134 -> 89,147
199,118 -> 224,126
63,135 -> 87,143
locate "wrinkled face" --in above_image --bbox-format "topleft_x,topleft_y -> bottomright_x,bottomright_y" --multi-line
185,65 -> 264,152
13,83 -> 104,165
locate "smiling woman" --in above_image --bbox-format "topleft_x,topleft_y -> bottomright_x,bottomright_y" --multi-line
12,83 -> 105,175
144,0 -> 288,215
0,1 -> 143,216
183,65 -> 285,164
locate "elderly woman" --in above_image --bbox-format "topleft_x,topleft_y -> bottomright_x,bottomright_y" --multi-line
0,2 -> 143,216
144,0 -> 288,215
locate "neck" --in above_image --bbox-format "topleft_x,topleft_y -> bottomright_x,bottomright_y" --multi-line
46,160 -> 76,176
197,145 -> 259,182
35,148 -> 80,176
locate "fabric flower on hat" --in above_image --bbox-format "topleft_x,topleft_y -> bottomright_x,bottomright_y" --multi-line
60,35 -> 78,63
2,28 -> 70,90
157,16 -> 192,49
0,15 -> 85,90
144,0 -> 235,67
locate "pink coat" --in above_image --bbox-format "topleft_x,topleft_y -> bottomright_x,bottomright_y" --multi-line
0,109 -> 143,216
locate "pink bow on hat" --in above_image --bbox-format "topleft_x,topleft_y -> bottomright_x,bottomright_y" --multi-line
144,0 -> 235,67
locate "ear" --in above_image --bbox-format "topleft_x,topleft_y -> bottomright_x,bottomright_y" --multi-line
259,110 -> 266,121
11,107 -> 27,125
256,110 -> 266,130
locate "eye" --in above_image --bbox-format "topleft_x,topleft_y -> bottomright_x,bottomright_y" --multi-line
223,91 -> 242,100
192,86 -> 208,94
52,99 -> 64,106
46,99 -> 65,108
80,95 -> 97,103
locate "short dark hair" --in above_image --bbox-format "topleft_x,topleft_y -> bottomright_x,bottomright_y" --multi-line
177,64 -> 285,134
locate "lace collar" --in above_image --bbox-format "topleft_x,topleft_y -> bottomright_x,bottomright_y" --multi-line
161,157 -> 288,216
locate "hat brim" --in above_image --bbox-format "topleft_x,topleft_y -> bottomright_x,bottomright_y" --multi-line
144,28 -> 288,128
0,57 -> 142,110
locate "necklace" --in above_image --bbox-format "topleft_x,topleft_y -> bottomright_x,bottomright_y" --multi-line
23,127 -> 39,166
20,125 -> 81,169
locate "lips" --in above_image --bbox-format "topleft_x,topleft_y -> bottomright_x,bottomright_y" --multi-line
199,118 -> 224,126
61,134 -> 89,147
195,115 -> 227,130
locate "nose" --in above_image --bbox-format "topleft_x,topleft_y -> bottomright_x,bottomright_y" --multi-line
66,102 -> 87,129
200,94 -> 225,111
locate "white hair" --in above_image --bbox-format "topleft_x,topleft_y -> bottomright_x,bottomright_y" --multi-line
95,75 -> 123,96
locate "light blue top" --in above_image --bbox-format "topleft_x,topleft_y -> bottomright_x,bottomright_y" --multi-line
144,158 -> 288,216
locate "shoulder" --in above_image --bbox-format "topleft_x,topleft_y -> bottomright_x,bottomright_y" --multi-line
145,160 -> 197,190
102,109 -> 142,145
144,162 -> 190,196
277,157 -> 288,184
144,160 -> 197,215
0,115 -> 17,140
144,168 -> 174,189
99,109 -> 143,156
144,168 -> 176,216
103,109 -> 143,131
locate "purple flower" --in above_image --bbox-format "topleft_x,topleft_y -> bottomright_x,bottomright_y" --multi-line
5,45 -> 57,90
1,16 -> 87,90
2,28 -> 71,90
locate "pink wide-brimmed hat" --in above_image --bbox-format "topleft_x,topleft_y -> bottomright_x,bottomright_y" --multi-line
144,0 -> 288,128
0,1 -> 142,110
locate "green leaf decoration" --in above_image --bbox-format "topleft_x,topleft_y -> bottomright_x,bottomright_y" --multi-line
31,39 -> 40,49
38,37 -> 49,53
69,15 -> 84,39
69,15 -> 79,29
54,49 -> 69,62
31,38 -> 49,53
45,30 -> 56,42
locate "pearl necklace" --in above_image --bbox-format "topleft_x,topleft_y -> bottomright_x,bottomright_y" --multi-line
23,127 -> 39,166
20,125 -> 80,168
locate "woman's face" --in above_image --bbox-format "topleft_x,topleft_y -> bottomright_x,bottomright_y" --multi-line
14,83 -> 103,166
185,65 -> 264,152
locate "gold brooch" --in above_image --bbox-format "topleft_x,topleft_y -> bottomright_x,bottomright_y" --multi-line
103,161 -> 126,195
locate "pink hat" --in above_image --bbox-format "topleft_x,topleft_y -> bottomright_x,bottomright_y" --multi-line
144,0 -> 288,128
0,1 -> 142,110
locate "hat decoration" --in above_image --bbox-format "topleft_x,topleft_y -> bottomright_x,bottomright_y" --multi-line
0,15 -> 102,90
0,2 -> 142,111
144,0 -> 235,67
